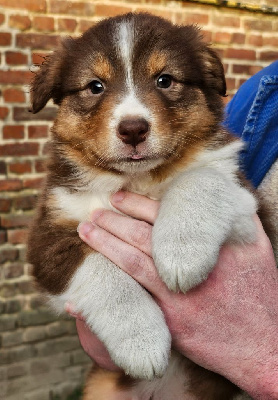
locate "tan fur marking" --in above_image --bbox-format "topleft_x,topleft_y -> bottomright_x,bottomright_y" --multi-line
93,54 -> 113,81
83,368 -> 134,400
147,51 -> 167,76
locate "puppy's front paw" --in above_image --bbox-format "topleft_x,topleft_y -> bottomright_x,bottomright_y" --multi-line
152,169 -> 239,293
110,325 -> 170,380
153,225 -> 219,292
57,253 -> 171,380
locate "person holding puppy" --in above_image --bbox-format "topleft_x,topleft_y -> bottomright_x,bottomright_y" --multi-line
75,62 -> 278,399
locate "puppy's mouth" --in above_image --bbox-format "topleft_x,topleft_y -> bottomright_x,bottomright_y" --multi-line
108,152 -> 165,173
130,154 -> 145,161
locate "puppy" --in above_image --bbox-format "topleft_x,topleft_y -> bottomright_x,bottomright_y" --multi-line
28,12 -> 265,399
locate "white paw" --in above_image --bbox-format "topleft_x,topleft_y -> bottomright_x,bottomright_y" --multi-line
110,327 -> 170,379
152,168 -> 256,293
153,228 -> 220,293
53,253 -> 171,380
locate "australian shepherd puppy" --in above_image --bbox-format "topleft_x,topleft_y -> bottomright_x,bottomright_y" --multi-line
28,13 -> 259,399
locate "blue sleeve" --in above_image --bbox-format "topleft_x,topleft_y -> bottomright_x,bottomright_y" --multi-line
224,61 -> 278,188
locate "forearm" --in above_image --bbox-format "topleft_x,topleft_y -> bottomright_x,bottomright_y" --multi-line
77,192 -> 278,399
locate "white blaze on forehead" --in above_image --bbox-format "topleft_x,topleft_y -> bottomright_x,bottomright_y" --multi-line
112,20 -> 152,126
116,20 -> 134,89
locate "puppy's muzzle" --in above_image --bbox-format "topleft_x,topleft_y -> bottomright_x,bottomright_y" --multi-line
117,118 -> 149,147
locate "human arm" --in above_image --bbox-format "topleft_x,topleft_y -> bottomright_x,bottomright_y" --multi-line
76,191 -> 278,399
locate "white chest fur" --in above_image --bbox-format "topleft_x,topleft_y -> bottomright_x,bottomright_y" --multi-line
51,172 -> 173,222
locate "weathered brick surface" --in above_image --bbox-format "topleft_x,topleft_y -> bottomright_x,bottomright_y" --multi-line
0,1 -> 277,399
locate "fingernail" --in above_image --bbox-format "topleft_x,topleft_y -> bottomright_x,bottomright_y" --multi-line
111,191 -> 126,203
77,222 -> 94,236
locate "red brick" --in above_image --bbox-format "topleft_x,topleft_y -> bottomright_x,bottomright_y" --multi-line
9,161 -> 32,175
6,51 -> 28,65
50,0 -> 95,16
33,16 -> 55,32
0,71 -> 32,85
0,198 -> 12,213
28,125 -> 48,139
42,142 -> 51,155
1,214 -> 32,229
0,107 -> 9,120
0,13 -> 5,25
78,20 -> 95,33
14,107 -> 57,121
35,159 -> 46,173
183,13 -> 209,25
9,15 -> 31,31
232,64 -> 252,75
0,143 -> 39,157
212,15 -> 240,28
23,177 -> 44,189
0,179 -> 22,192
58,18 -> 77,32
249,65 -> 263,75
13,195 -> 37,210
232,33 -> 245,45
244,19 -> 272,32
263,37 -> 278,47
202,30 -> 212,43
16,33 -> 60,50
224,48 -> 256,60
226,78 -> 236,92
0,0 -> 46,12
259,51 -> 278,61
94,4 -> 134,17
213,32 -> 232,45
3,125 -> 25,139
134,7 -> 173,20
0,33 -> 12,46
7,228 -> 28,244
3,88 -> 25,103
32,52 -> 48,65
247,35 -> 263,47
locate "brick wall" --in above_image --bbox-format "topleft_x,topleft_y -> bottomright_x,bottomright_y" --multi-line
0,1 -> 278,399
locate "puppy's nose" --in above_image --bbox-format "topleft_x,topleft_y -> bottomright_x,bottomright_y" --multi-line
117,118 -> 149,147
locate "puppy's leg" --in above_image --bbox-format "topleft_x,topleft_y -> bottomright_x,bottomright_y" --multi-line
50,252 -> 171,380
153,167 -> 257,292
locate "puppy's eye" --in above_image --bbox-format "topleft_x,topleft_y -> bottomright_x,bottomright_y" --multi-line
157,74 -> 173,89
89,80 -> 104,94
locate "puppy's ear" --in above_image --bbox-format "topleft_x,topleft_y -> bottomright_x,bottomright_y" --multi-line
203,47 -> 227,97
30,42 -> 68,114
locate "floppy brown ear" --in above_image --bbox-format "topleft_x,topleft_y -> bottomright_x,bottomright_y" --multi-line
30,44 -> 66,114
203,47 -> 227,97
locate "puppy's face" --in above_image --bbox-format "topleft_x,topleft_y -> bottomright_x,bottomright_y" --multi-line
31,13 -> 226,175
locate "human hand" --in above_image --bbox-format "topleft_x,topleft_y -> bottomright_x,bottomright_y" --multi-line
77,191 -> 278,399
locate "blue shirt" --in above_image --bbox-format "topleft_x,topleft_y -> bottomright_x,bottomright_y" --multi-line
225,61 -> 278,188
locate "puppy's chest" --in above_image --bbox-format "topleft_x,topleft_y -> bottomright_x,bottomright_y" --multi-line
50,174 -> 172,223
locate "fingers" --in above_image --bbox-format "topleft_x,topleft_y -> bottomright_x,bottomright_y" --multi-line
90,209 -> 152,256
78,223 -> 169,299
111,191 -> 160,225
76,319 -> 121,371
